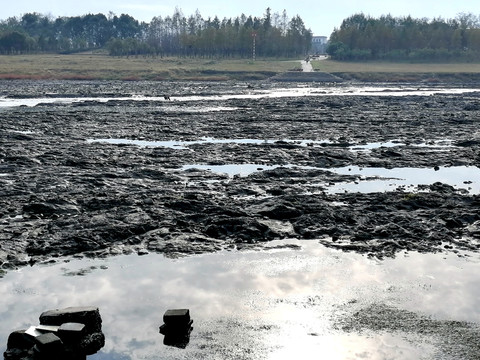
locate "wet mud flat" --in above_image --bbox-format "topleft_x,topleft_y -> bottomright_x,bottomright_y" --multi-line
1,80 -> 480,270
2,80 -> 480,359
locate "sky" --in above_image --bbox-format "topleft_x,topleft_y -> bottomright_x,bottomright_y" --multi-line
2,0 -> 479,37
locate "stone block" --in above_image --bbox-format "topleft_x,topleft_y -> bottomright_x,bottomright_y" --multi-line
4,307 -> 105,360
160,308 -> 193,349
159,320 -> 193,334
163,331 -> 191,349
159,324 -> 167,335
163,309 -> 190,327
36,325 -> 60,333
79,332 -> 106,355
7,330 -> 35,350
58,322 -> 86,342
3,348 -> 30,360
39,306 -> 102,333
34,333 -> 63,354
24,326 -> 42,338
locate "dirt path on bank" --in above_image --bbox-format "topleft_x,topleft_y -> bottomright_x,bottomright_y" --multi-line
300,60 -> 314,72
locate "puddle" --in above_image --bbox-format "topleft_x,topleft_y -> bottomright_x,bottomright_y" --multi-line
86,136 -> 478,193
1,240 -> 479,359
349,139 -> 454,151
1,86 -> 479,108
86,137 -> 333,150
266,333 -> 434,360
183,164 -> 283,177
87,136 -> 459,154
0,97 -> 108,108
87,137 -> 478,194
8,130 -> 37,135
326,165 -> 480,194
181,163 -> 480,194
0,97 -> 239,111
349,141 -> 405,151
87,138 -> 198,150
162,105 -> 239,113
87,138 -> 279,150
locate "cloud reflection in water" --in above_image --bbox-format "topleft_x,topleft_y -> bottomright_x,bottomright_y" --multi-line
1,240 -> 480,359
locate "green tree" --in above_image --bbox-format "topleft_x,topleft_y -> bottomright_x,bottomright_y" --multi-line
0,30 -> 35,53
328,12 -> 480,61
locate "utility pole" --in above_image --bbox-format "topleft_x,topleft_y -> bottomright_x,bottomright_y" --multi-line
252,32 -> 257,61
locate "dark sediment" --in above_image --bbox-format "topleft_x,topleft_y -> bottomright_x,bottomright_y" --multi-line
1,80 -> 480,271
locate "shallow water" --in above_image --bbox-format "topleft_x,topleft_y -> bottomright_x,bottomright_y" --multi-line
85,137 -> 480,194
183,163 -> 283,177
86,137 -> 455,151
1,86 -> 479,108
1,241 -> 479,359
86,138 -> 334,149
349,139 -> 454,151
2,82 -> 480,358
325,165 -> 480,194
181,164 -> 480,194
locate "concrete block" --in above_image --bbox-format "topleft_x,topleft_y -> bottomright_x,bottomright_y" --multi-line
7,330 -> 35,350
163,309 -> 190,326
39,306 -> 102,333
160,308 -> 193,349
34,333 -> 63,354
36,325 -> 60,333
58,322 -> 86,342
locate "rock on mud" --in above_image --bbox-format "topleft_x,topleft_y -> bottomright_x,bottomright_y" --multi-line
4,306 -> 105,359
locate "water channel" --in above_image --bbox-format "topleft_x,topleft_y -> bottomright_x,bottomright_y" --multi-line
1,85 -> 479,109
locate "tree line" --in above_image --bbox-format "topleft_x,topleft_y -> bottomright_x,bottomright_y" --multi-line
0,8 -> 312,58
327,13 -> 480,61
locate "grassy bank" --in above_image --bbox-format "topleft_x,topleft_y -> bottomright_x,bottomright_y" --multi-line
0,53 -> 298,81
312,59 -> 480,82
1,53 -> 479,82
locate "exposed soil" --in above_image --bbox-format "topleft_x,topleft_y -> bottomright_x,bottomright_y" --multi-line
1,80 -> 480,271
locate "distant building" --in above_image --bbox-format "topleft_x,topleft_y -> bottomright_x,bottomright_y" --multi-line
311,36 -> 328,55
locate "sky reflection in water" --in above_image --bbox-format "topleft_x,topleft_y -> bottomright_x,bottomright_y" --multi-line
326,165 -> 480,194
86,137 -> 299,150
1,86 -> 479,108
3,85 -> 480,358
84,137 -> 480,194
1,241 -> 480,359
182,163 -> 480,194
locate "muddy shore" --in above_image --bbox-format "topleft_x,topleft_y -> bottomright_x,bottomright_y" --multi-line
1,80 -> 480,271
